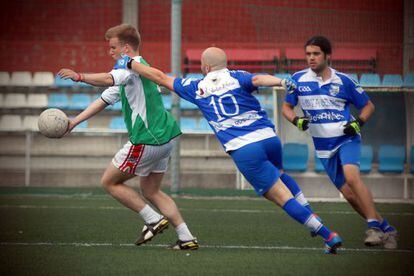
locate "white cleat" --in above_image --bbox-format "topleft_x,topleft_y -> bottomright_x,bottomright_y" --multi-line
364,228 -> 384,246
383,230 -> 398,249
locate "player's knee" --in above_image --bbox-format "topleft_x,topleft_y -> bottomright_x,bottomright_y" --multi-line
101,175 -> 115,191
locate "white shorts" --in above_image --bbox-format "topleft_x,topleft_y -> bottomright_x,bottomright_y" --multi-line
112,139 -> 175,177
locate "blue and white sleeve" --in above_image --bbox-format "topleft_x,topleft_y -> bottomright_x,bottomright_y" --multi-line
346,79 -> 370,109
173,78 -> 199,104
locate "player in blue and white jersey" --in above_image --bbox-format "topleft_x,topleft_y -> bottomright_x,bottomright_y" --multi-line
115,47 -> 343,253
282,36 -> 398,249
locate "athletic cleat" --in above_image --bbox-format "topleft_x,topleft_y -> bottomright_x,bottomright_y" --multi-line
364,228 -> 384,247
382,230 -> 398,249
324,232 -> 342,254
310,214 -> 322,238
135,217 -> 169,245
168,238 -> 199,250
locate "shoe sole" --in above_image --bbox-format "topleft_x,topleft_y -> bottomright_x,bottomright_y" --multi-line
135,223 -> 169,246
364,239 -> 382,247
325,241 -> 342,254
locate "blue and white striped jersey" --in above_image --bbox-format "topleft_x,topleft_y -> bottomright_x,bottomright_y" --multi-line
173,68 -> 276,152
285,68 -> 370,158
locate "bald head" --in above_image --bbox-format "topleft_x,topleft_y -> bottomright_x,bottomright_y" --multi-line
201,47 -> 227,74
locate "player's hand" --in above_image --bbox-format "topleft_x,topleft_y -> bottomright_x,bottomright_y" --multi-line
292,116 -> 309,131
63,119 -> 77,136
57,69 -> 83,82
343,118 -> 364,136
114,55 -> 133,70
281,77 -> 297,94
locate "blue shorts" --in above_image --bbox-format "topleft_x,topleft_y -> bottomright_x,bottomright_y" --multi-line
229,136 -> 283,196
319,139 -> 361,189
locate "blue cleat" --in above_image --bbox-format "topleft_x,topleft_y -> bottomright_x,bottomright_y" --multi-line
324,232 -> 342,254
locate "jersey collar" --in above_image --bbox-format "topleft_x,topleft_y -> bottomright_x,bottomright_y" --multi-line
302,67 -> 343,86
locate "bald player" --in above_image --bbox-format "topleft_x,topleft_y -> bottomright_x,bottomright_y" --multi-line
113,47 -> 344,254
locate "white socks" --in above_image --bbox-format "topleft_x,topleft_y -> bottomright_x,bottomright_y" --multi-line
175,223 -> 194,241
139,204 -> 163,224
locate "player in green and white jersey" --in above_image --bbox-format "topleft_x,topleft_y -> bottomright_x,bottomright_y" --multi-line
58,24 -> 198,250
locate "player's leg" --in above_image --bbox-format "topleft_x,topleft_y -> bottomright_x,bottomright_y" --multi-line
230,139 -> 342,253
101,163 -> 146,212
339,140 -> 398,248
265,137 -> 315,213
138,141 -> 198,250
140,172 -> 197,249
106,142 -> 167,244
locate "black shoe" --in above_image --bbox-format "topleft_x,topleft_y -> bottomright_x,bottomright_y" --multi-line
167,238 -> 199,250
135,217 -> 169,245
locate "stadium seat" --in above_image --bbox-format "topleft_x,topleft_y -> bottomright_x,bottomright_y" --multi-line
180,117 -> 198,132
27,94 -> 48,108
75,120 -> 88,129
283,143 -> 309,172
0,72 -> 10,86
162,95 -> 172,109
378,145 -> 405,173
0,115 -> 23,131
109,116 -> 125,129
32,71 -> 54,87
314,153 -> 325,172
360,145 -> 374,173
110,101 -> 122,111
54,75 -> 76,87
69,94 -> 91,110
345,73 -> 358,82
3,93 -> 26,108
185,73 -> 204,80
198,118 -> 213,133
48,93 -> 69,109
382,74 -> 403,87
274,73 -> 291,80
403,74 -> 414,88
359,73 -> 381,87
180,98 -> 198,110
411,146 -> 414,174
22,115 -> 39,131
10,71 -> 32,86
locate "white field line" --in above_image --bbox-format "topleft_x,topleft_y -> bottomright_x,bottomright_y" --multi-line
0,241 -> 413,254
0,204 -> 413,216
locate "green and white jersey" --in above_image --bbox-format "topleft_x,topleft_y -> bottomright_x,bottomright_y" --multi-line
102,56 -> 181,145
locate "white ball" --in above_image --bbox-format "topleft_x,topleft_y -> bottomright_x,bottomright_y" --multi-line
38,108 -> 69,138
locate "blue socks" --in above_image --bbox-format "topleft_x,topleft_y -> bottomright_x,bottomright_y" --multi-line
282,198 -> 331,240
379,219 -> 396,233
280,173 -> 314,213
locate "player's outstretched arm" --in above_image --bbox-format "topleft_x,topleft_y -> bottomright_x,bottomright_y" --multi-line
58,69 -> 114,87
252,75 -> 297,94
65,98 -> 108,135
115,56 -> 175,91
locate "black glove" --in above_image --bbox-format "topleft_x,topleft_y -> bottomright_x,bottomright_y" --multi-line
343,118 -> 364,136
292,116 -> 309,131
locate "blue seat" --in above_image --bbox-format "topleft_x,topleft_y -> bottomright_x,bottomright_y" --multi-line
75,120 -> 88,129
359,73 -> 381,87
403,74 -> 414,88
185,73 -> 204,80
345,73 -> 358,82
283,143 -> 309,172
162,95 -> 172,109
110,101 -> 122,111
198,118 -> 213,133
360,145 -> 373,173
69,94 -> 91,110
382,74 -> 403,87
109,117 -> 125,130
54,75 -> 76,87
274,73 -> 291,80
314,153 -> 325,173
180,117 -> 198,132
378,145 -> 405,173
410,146 -> 414,174
48,93 -> 69,109
180,98 -> 198,110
